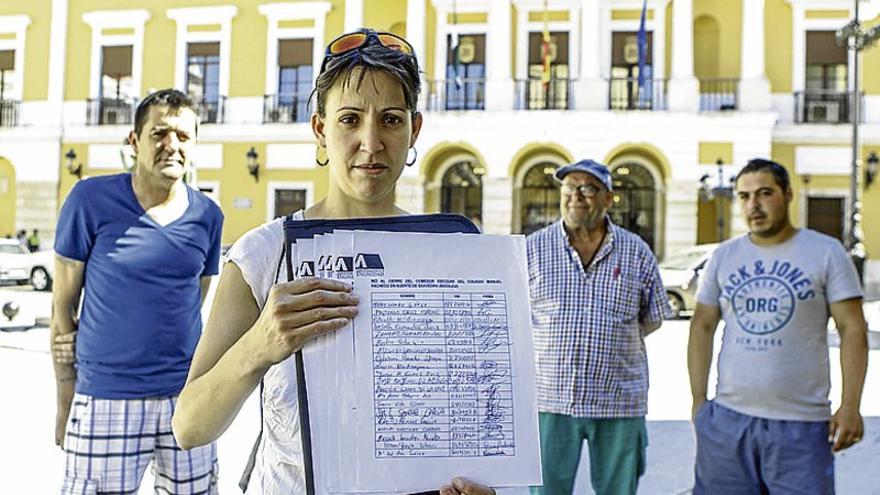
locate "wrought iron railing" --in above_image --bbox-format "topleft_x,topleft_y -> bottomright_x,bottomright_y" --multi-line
263,94 -> 311,123
86,98 -> 137,125
0,99 -> 20,127
514,78 -> 573,110
793,90 -> 863,124
426,78 -> 486,111
699,78 -> 739,112
191,96 -> 226,124
608,77 -> 668,111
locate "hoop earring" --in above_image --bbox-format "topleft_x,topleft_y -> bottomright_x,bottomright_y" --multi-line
316,147 -> 329,167
405,147 -> 418,167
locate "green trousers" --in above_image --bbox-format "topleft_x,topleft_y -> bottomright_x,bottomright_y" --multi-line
530,412 -> 647,495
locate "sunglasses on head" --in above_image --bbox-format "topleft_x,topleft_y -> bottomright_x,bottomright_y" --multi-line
321,30 -> 415,72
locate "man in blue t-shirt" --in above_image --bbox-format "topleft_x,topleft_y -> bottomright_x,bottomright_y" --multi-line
51,89 -> 224,494
688,159 -> 868,494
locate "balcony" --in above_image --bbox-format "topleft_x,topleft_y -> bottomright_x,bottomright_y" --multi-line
514,79 -> 573,110
608,77 -> 668,111
0,100 -> 20,127
86,98 -> 137,125
191,96 -> 226,124
699,78 -> 739,112
263,94 -> 311,123
426,79 -> 486,111
794,90 -> 863,124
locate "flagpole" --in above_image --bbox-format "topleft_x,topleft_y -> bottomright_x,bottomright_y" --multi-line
636,0 -> 648,106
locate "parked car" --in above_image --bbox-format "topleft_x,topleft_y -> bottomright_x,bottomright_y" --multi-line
0,239 -> 54,291
659,243 -> 718,318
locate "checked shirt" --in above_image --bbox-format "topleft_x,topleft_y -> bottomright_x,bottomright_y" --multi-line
527,219 -> 670,418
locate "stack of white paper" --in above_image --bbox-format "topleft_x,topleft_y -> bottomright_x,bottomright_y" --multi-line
294,230 -> 541,494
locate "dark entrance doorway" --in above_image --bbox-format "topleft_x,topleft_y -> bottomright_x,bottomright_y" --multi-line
441,161 -> 483,221
609,163 -> 657,251
807,196 -> 845,242
519,162 -> 560,234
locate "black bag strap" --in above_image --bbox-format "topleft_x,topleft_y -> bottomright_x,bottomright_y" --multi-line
238,224 -> 292,493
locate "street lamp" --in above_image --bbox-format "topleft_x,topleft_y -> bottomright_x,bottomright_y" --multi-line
246,147 -> 260,182
64,149 -> 82,179
866,151 -> 879,188
698,158 -> 735,242
836,0 -> 880,282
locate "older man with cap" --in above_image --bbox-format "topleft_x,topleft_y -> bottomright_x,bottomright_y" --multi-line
526,159 -> 670,495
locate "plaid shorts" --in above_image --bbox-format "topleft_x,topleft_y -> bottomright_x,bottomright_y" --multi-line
62,393 -> 218,495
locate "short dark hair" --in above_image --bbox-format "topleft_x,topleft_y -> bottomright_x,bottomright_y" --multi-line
133,89 -> 196,137
735,158 -> 790,191
312,31 -> 421,118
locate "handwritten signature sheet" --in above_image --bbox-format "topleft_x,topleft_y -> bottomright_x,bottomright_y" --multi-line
300,230 -> 540,494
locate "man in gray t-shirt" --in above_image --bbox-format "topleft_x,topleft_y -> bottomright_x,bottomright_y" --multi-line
688,159 -> 868,494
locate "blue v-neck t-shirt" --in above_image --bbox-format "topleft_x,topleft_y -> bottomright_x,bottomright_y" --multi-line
55,173 -> 224,399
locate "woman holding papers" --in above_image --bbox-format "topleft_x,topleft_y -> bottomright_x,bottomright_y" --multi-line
172,29 -> 495,495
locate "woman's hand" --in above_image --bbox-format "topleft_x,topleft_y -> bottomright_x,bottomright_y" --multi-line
251,277 -> 359,366
440,477 -> 496,495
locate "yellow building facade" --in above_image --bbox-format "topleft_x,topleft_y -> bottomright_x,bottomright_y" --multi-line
1,0 -> 879,286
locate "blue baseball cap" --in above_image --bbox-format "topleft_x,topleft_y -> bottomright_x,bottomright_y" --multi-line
554,159 -> 613,191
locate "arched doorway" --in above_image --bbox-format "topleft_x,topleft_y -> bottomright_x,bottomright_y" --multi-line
440,160 -> 483,222
610,162 -> 657,251
518,162 -> 560,234
0,157 -> 15,237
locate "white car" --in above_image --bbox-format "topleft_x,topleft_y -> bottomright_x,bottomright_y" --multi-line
0,239 -> 54,291
659,243 -> 718,318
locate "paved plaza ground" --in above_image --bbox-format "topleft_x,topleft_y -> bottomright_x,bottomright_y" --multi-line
1,286 -> 879,494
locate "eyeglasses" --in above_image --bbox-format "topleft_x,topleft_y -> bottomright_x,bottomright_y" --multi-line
560,183 -> 602,198
321,30 -> 415,73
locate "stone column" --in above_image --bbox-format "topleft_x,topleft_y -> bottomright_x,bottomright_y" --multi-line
344,0 -> 363,32
664,180 -> 699,258
406,0 -> 429,110
485,0 -> 514,111
738,0 -> 772,111
575,0 -> 607,110
395,176 -> 425,214
667,0 -> 699,112
406,0 -> 427,70
482,177 -> 514,234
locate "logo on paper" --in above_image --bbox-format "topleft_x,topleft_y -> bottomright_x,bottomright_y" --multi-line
297,261 -> 315,278
354,253 -> 384,276
354,253 -> 384,269
333,256 -> 354,272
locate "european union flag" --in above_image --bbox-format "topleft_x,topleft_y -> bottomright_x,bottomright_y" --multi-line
637,0 -> 648,89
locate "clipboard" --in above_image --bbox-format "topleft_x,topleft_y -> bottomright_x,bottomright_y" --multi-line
284,214 -> 480,495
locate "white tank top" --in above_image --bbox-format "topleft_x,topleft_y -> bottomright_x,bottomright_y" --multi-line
227,212 -> 306,494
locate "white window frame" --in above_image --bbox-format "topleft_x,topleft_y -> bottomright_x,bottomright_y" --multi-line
799,189 -> 849,239
431,0 -> 491,80
195,180 -> 221,205
512,0 -> 580,80
602,0 -> 669,80
82,10 -> 150,101
0,15 -> 32,101
267,181 -> 315,222
166,6 -> 237,99
259,2 -> 331,98
787,0 -> 855,93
